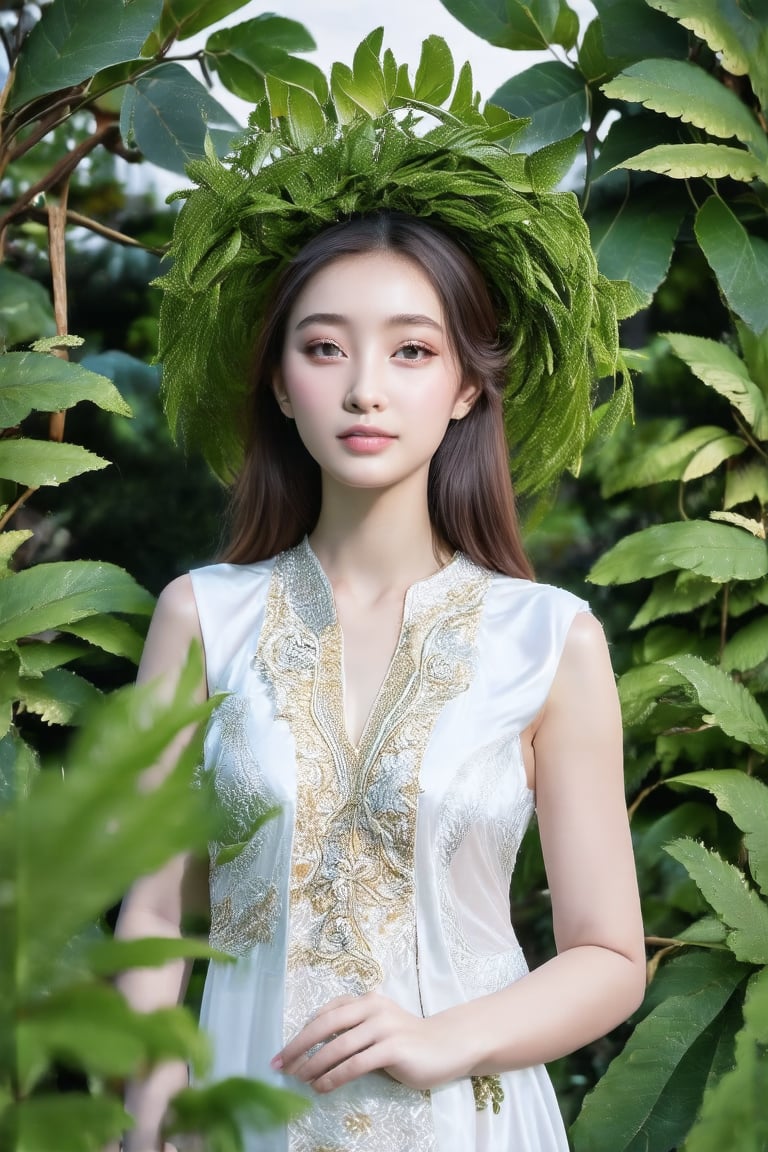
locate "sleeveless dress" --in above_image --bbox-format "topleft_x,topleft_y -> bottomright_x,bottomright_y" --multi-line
190,537 -> 588,1152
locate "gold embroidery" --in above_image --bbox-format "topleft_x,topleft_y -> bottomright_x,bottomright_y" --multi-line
343,1113 -> 372,1134
255,540 -> 491,1007
209,885 -> 279,953
472,1074 -> 505,1114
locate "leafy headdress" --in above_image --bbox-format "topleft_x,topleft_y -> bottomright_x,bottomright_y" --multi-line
156,31 -> 639,490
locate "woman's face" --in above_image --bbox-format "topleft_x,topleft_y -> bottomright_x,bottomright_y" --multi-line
274,250 -> 477,492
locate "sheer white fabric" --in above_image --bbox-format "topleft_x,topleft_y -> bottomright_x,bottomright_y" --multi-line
190,538 -> 588,1151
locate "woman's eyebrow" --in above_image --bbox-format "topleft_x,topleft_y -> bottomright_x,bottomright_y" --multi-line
294,312 -> 442,331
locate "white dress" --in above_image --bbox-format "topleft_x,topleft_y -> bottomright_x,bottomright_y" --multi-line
190,537 -> 588,1152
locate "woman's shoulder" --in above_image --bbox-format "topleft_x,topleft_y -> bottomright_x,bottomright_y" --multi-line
485,570 -> 591,620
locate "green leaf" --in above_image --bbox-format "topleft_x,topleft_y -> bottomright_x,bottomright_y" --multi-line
723,612 -> 768,674
120,63 -> 241,175
0,728 -> 39,805
0,561 -> 153,645
414,36 -> 454,105
438,0 -> 565,51
602,59 -> 768,156
589,520 -> 768,586
168,1077 -> 308,1141
709,510 -> 764,538
18,984 -> 209,1090
618,661 -> 687,726
491,61 -> 587,152
86,935 -> 232,976
670,770 -> 768,897
589,110 -> 678,182
5,1094 -> 128,1152
588,185 -> 686,297
206,19 -> 326,104
15,640 -> 86,677
9,0 -> 164,111
285,88 -> 325,151
663,331 -> 768,438
725,461 -> 768,510
685,966 -> 768,1152
571,949 -> 748,1152
592,0 -> 689,61
0,352 -> 131,428
0,439 -> 109,487
695,197 -> 768,337
61,615 -> 145,664
663,653 -> 768,753
601,424 -> 730,496
172,4 -> 311,46
631,573 -> 720,630
666,837 -> 768,963
737,320 -> 768,395
552,1 -> 579,51
17,668 -> 101,727
577,18 -> 633,83
646,0 -> 768,108
618,142 -> 763,181
0,270 -> 55,348
16,649 -> 217,991
682,435 -> 746,482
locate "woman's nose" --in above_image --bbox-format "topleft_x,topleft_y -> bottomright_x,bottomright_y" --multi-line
343,365 -> 387,412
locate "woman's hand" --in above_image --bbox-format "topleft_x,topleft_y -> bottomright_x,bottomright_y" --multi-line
272,993 -> 468,1094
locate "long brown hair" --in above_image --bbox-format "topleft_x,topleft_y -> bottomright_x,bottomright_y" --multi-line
222,212 -> 534,580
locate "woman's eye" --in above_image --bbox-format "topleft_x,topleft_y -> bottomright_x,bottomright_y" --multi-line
308,340 -> 344,358
395,342 -> 433,361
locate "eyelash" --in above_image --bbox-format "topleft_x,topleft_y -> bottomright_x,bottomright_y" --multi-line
304,339 -> 435,361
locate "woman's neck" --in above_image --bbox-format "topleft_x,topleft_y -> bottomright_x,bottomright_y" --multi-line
309,476 -> 449,599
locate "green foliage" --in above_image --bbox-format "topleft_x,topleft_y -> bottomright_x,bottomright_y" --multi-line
439,0 -> 768,1144
0,648 -> 307,1150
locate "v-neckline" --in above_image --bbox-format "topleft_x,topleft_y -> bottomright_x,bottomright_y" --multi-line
301,537 -> 461,756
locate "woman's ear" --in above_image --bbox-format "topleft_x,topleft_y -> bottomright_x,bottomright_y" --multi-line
451,378 -> 481,421
272,370 -> 294,418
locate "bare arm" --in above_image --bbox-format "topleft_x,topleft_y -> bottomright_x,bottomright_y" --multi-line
276,613 -> 646,1090
112,575 -> 209,1151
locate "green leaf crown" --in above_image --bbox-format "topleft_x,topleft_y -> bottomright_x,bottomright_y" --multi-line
156,30 -> 637,490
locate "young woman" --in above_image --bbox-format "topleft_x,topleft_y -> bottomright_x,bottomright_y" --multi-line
114,209 -> 645,1152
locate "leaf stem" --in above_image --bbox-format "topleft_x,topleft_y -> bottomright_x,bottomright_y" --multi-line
0,485 -> 39,531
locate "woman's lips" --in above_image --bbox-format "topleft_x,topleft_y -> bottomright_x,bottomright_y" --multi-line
338,427 -> 397,453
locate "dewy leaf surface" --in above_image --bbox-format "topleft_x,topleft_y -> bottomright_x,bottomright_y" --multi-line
10,0 -> 164,109
670,770 -> 768,897
666,837 -> 768,963
663,653 -> 768,754
571,949 -> 748,1152
589,520 -> 768,586
602,59 -> 767,154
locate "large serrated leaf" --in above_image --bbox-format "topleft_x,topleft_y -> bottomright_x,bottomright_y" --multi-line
666,837 -> 768,963
725,461 -> 768,510
602,59 -> 767,156
0,353 -> 131,428
9,0 -> 164,110
592,0 -> 689,60
0,562 -> 153,645
588,185 -> 686,297
61,615 -> 145,664
682,435 -> 746,482
439,0 -> 563,50
670,770 -> 768,897
0,439 -> 109,487
663,654 -> 768,753
571,949 -> 748,1152
414,36 -> 454,106
589,520 -> 768,586
619,142 -> 763,181
601,424 -> 729,496
120,63 -> 241,175
684,966 -> 768,1152
491,61 -> 587,153
631,573 -> 720,630
695,197 -> 768,338
663,331 -> 768,438
16,668 -> 101,727
618,661 -> 687,726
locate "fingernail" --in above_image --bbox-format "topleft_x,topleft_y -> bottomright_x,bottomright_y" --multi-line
270,1055 -> 283,1070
